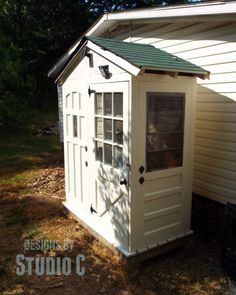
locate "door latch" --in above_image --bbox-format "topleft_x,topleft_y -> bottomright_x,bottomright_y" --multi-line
139,177 -> 144,184
139,166 -> 145,174
120,179 -> 127,186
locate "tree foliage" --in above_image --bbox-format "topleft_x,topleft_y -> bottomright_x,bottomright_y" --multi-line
0,0 -> 92,127
0,0 -> 199,127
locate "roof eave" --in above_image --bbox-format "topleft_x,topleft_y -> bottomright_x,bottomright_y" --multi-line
48,14 -> 110,78
142,66 -> 210,80
55,41 -> 88,83
89,1 -> 236,36
48,1 -> 235,78
55,38 -> 141,83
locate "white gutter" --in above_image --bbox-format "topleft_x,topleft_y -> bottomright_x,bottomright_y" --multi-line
107,1 -> 236,21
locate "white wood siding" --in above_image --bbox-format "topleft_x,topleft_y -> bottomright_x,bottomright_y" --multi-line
61,51 -> 132,253
120,20 -> 236,204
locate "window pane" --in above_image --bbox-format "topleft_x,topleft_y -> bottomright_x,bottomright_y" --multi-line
114,146 -> 123,169
95,93 -> 103,115
95,118 -> 103,139
104,119 -> 112,141
147,93 -> 184,134
114,120 -> 123,144
96,141 -> 103,162
147,149 -> 183,171
79,116 -> 85,140
146,92 -> 185,171
73,115 -> 78,137
104,93 -> 112,116
147,133 -> 183,152
114,93 -> 123,117
104,144 -> 112,165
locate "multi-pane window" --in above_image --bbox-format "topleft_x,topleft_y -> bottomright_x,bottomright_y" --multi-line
95,92 -> 123,169
146,92 -> 185,171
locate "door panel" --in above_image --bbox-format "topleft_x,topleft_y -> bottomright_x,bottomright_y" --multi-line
137,81 -> 193,249
63,90 -> 89,204
89,82 -> 130,249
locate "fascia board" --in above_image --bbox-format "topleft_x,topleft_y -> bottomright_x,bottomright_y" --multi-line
65,14 -> 116,57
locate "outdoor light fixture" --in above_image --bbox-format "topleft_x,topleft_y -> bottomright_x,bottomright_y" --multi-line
85,53 -> 94,68
99,65 -> 112,79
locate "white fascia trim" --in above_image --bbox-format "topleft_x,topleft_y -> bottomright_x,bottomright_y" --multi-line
87,40 -> 140,76
68,15 -> 108,55
86,14 -> 110,36
107,1 -> 236,21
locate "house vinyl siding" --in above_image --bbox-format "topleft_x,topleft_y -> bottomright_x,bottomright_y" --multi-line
119,20 -> 236,204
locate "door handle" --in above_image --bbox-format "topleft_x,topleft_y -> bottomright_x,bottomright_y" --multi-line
120,179 -> 127,186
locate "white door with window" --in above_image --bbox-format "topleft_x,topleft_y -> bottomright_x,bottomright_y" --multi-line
136,80 -> 194,249
88,82 -> 130,249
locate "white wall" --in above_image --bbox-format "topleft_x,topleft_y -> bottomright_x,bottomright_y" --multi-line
60,50 -> 132,252
118,20 -> 236,204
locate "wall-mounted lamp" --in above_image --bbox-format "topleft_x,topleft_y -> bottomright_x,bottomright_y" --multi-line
99,65 -> 112,79
85,53 -> 94,68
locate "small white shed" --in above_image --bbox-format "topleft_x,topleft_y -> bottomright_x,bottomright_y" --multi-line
56,36 -> 209,257
50,2 -> 236,207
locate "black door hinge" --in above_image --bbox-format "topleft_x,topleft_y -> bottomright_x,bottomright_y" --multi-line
88,86 -> 95,96
90,205 -> 97,214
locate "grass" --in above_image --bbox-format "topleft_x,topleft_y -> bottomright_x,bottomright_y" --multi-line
0,126 -> 62,184
0,130 -> 61,164
0,174 -> 32,186
5,206 -> 29,226
22,225 -> 39,239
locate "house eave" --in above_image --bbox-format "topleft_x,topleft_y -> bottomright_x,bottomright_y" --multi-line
49,1 -> 235,79
47,14 -> 110,78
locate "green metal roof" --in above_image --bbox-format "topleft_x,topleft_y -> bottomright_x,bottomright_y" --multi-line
86,36 -> 209,77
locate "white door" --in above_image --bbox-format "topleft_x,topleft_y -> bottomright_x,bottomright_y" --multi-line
136,80 -> 194,249
63,90 -> 89,205
88,81 -> 130,249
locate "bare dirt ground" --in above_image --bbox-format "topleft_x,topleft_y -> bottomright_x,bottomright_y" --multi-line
0,153 -> 229,295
